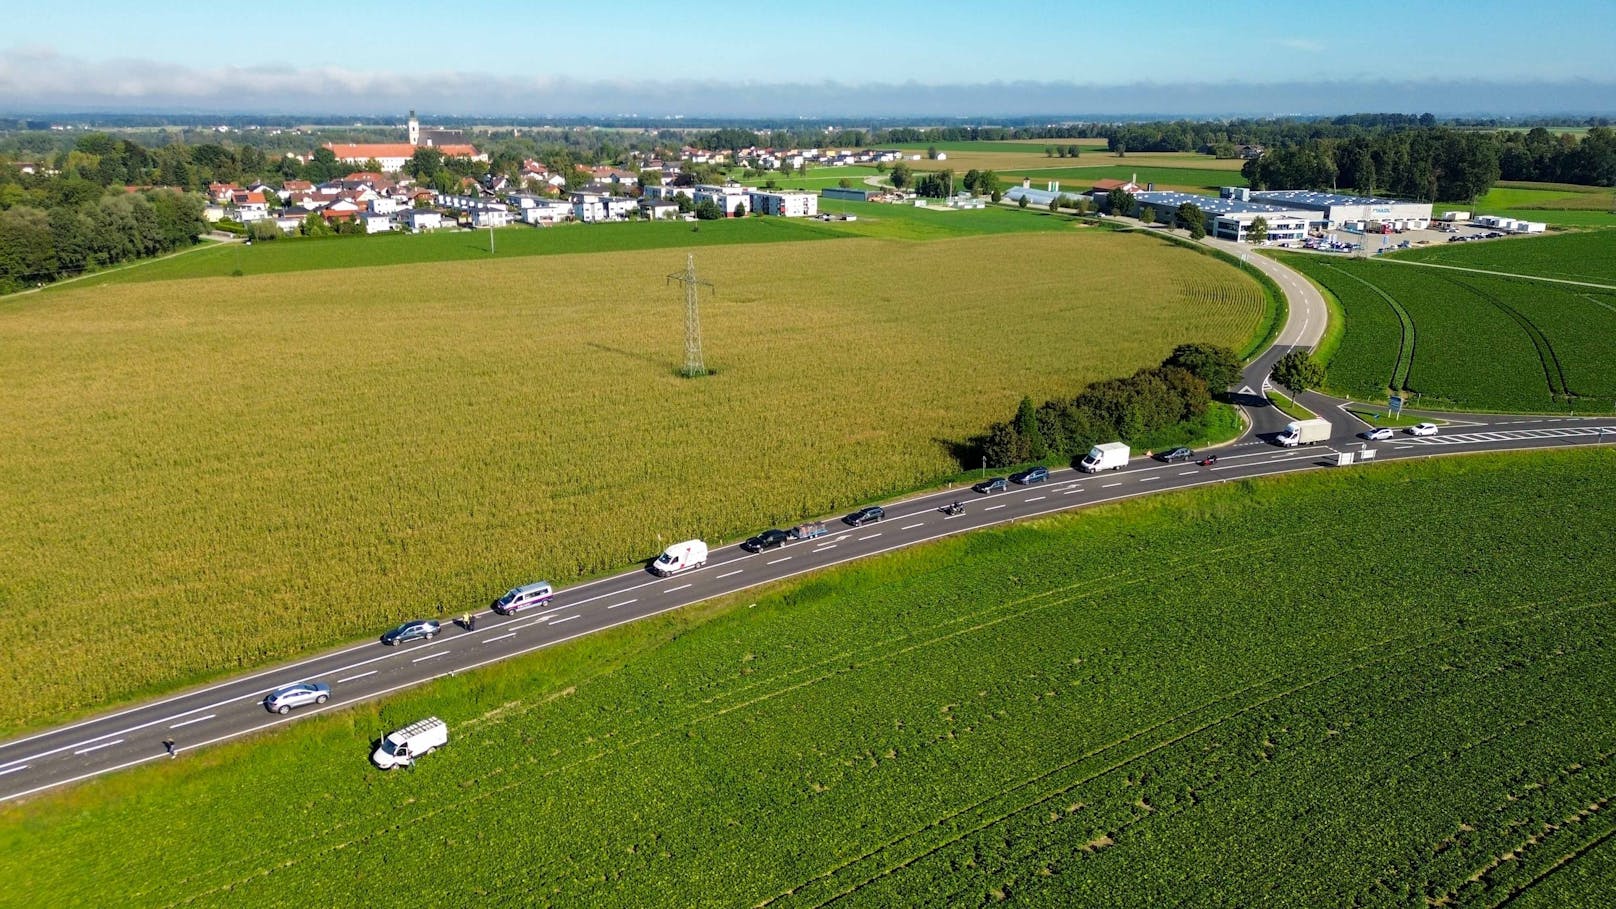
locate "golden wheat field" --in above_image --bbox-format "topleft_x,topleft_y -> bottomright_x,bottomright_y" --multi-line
0,230 -> 1265,728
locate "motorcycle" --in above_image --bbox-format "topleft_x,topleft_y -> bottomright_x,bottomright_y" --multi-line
940,502 -> 966,516
1198,455 -> 1218,467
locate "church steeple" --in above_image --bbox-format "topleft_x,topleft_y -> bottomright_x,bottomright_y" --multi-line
408,110 -> 419,147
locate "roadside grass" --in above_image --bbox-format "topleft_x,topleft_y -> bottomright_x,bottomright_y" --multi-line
1346,406 -> 1430,428
0,230 -> 1268,731
1129,401 -> 1245,452
1265,390 -> 1315,420
6,450 -> 1615,907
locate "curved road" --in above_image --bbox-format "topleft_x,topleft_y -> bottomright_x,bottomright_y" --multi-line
2,238 -> 1611,803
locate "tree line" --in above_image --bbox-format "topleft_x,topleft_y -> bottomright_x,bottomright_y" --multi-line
977,344 -> 1243,468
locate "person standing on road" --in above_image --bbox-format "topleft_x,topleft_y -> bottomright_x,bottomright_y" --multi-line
163,738 -> 176,759
468,612 -> 476,631
462,612 -> 471,631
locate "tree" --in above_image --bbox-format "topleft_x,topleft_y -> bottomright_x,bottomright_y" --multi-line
694,199 -> 722,220
962,168 -> 981,194
926,145 -> 939,160
1175,202 -> 1206,239
733,201 -> 746,217
1015,396 -> 1048,461
1247,216 -> 1268,244
1065,145 -> 1081,158
1106,188 -> 1134,216
1164,343 -> 1243,393
977,170 -> 1000,198
1017,194 -> 1029,209
361,157 -> 383,175
889,161 -> 912,190
1048,196 -> 1061,212
1272,350 -> 1325,398
1139,205 -> 1156,224
837,177 -> 852,189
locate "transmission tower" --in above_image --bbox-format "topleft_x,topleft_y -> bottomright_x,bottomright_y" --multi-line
665,253 -> 714,377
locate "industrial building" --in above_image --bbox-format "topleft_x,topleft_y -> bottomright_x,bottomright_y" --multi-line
1237,188 -> 1433,231
1130,191 -> 1311,243
820,186 -> 877,202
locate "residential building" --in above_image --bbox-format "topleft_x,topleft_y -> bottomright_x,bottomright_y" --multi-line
747,189 -> 818,218
693,183 -> 751,216
402,209 -> 444,232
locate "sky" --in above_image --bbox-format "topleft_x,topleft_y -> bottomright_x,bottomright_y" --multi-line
2,0 -> 1613,117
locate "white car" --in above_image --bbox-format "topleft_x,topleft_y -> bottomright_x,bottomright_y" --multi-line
1362,427 -> 1395,441
1407,422 -> 1439,436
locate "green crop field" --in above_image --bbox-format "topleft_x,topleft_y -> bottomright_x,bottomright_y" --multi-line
1276,251 -> 1616,410
1429,182 -> 1616,228
5,450 -> 1614,907
1399,229 -> 1616,285
0,230 -> 1268,731
53,216 -> 849,288
994,164 -> 1237,193
811,198 -> 1088,240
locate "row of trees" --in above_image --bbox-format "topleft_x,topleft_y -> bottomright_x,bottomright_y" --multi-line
1241,128 -> 1505,201
0,188 -> 206,292
978,344 -> 1243,468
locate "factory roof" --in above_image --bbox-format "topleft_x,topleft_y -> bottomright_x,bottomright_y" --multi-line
1249,189 -> 1418,208
1134,191 -> 1310,216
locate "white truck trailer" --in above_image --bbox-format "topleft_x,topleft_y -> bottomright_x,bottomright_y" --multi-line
1277,418 -> 1332,447
1079,442 -> 1130,472
651,539 -> 708,576
373,717 -> 448,769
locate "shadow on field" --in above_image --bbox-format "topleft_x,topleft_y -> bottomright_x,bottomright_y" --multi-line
585,342 -> 667,372
935,435 -> 986,471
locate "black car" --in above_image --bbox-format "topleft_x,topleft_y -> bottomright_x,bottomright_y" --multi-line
1009,466 -> 1049,485
973,477 -> 1008,494
1158,447 -> 1195,463
381,619 -> 441,646
844,505 -> 886,526
741,528 -> 792,552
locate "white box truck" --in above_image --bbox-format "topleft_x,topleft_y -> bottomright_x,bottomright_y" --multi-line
1079,442 -> 1130,472
1277,418 -> 1332,447
651,539 -> 708,577
373,716 -> 448,769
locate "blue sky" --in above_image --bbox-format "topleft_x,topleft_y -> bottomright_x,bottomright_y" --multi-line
1,0 -> 1613,115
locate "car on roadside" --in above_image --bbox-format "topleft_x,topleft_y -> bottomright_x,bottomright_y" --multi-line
1362,427 -> 1395,441
1009,466 -> 1049,485
264,682 -> 331,715
382,619 -> 441,646
972,477 -> 1008,494
1157,447 -> 1196,463
492,581 -> 553,615
742,528 -> 793,552
844,505 -> 886,526
1407,422 -> 1440,436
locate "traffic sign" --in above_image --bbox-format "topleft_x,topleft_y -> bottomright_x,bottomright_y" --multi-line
1388,395 -> 1404,416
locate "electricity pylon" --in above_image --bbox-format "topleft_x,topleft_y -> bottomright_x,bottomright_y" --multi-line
665,253 -> 714,377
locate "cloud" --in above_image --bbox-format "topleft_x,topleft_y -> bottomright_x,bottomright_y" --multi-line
1276,37 -> 1325,53
1,47 -> 1613,118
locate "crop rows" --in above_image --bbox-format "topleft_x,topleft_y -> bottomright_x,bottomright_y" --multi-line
5,450 -> 1615,907
0,230 -> 1266,730
1283,253 -> 1615,411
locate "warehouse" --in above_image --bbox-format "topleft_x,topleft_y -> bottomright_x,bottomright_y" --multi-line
1130,191 -> 1312,243
1241,188 -> 1432,231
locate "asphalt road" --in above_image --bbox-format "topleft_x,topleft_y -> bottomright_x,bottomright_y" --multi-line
2,244 -> 1611,803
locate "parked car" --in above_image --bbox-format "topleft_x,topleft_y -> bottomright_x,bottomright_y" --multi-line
742,528 -> 793,552
1010,466 -> 1049,485
264,682 -> 331,715
1362,427 -> 1395,441
1407,422 -> 1440,436
973,476 -> 1008,494
492,581 -> 553,615
844,505 -> 886,526
1157,447 -> 1195,463
381,619 -> 441,646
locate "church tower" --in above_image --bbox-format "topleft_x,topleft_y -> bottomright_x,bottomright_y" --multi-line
407,110 -> 419,147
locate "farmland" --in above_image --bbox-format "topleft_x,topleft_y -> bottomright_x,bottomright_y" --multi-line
1275,251 -> 1616,410
1429,181 -> 1616,228
0,230 -> 1268,730
5,449 -> 1614,907
1398,228 -> 1616,285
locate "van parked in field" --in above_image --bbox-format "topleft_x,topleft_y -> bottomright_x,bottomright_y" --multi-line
372,717 -> 448,769
493,581 -> 553,615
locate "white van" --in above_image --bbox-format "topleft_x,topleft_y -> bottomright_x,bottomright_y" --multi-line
1079,442 -> 1130,472
651,539 -> 708,577
373,717 -> 448,769
493,581 -> 553,615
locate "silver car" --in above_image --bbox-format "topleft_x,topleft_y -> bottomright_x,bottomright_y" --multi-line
264,682 -> 331,715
